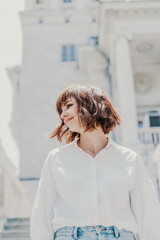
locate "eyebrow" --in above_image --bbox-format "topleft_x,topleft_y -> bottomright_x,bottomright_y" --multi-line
63,100 -> 72,106
66,100 -> 72,104
61,99 -> 73,110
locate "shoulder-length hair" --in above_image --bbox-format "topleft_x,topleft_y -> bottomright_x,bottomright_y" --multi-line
49,84 -> 121,143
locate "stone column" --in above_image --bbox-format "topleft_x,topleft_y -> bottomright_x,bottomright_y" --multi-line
115,36 -> 138,147
0,167 -> 4,206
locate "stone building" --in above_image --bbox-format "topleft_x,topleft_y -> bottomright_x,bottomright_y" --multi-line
0,140 -> 31,217
8,0 -> 160,211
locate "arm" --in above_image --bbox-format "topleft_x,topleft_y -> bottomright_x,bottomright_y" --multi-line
130,155 -> 160,240
30,152 -> 57,240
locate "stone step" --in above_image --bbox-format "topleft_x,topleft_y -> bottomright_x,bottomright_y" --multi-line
0,218 -> 31,239
6,218 -> 30,225
3,224 -> 30,231
0,236 -> 31,240
1,230 -> 30,238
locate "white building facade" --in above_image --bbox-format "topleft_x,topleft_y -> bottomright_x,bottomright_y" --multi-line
98,0 -> 160,187
9,0 -> 160,209
0,141 -> 31,218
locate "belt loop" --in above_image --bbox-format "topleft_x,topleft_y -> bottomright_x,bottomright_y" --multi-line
95,225 -> 101,236
113,226 -> 120,239
72,226 -> 78,240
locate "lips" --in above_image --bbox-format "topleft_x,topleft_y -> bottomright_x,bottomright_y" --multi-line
65,117 -> 74,124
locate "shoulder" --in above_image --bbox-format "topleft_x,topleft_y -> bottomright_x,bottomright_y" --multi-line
110,141 -> 148,180
50,141 -> 74,155
109,141 -> 147,185
109,139 -> 139,163
46,141 -> 75,162
41,143 -> 74,172
110,139 -> 137,156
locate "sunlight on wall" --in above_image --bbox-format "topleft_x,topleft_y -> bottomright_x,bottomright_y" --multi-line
0,0 -> 25,171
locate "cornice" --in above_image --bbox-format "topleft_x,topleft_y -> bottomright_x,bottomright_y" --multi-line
19,8 -> 98,18
100,0 -> 160,2
19,10 -> 98,26
104,6 -> 160,17
101,1 -> 160,14
6,66 -> 21,85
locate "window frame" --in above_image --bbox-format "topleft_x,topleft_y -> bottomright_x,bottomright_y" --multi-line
62,45 -> 76,62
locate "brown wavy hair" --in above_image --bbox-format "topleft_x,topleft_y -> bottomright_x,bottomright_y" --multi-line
49,84 -> 121,143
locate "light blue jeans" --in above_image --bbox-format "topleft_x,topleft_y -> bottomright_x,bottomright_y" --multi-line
54,225 -> 137,240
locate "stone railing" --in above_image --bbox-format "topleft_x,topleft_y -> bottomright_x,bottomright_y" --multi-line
61,2 -> 98,11
61,2 -> 76,11
138,127 -> 160,146
0,141 -> 31,218
0,165 -> 31,218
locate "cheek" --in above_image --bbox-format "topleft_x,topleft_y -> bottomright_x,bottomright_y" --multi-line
68,119 -> 80,131
72,104 -> 78,113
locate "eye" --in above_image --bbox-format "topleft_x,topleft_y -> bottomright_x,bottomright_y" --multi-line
66,103 -> 73,108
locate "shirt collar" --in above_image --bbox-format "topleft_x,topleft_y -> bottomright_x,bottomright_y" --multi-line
72,136 -> 111,153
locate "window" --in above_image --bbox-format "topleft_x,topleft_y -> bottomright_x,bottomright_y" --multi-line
143,111 -> 160,128
62,45 -> 76,62
138,120 -> 143,128
89,36 -> 98,45
36,0 -> 44,3
150,115 -> 160,127
70,45 -> 75,61
62,46 -> 67,61
63,0 -> 72,3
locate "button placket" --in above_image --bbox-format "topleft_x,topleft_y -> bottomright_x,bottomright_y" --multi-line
89,158 -> 100,224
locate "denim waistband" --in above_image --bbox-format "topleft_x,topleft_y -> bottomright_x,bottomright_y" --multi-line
55,225 -> 121,239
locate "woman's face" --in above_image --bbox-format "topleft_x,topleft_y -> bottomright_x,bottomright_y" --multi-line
60,97 -> 83,133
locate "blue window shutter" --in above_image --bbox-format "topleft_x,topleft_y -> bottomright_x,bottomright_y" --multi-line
70,45 -> 75,61
63,0 -> 72,3
62,45 -> 67,61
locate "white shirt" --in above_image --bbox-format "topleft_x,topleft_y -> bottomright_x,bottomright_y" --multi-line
30,138 -> 160,240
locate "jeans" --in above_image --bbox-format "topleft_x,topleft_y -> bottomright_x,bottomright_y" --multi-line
54,225 -> 137,240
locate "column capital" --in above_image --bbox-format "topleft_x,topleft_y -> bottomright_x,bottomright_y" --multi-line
115,32 -> 139,146
114,34 -> 133,44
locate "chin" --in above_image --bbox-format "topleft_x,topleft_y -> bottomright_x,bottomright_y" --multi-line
68,126 -> 80,133
69,128 -> 79,133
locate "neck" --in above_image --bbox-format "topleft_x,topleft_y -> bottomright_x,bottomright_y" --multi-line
77,127 -> 108,157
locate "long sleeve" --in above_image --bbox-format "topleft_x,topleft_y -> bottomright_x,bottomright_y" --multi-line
130,155 -> 160,240
30,152 -> 57,240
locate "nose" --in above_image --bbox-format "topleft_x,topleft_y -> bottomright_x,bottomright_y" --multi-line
61,109 -> 68,120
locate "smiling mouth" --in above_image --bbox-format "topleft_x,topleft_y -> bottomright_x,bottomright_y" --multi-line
65,117 -> 74,124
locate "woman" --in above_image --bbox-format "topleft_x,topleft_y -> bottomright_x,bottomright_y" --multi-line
30,84 -> 160,240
